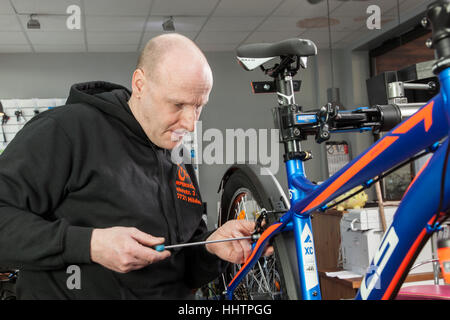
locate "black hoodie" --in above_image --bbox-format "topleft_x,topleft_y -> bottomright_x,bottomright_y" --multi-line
0,81 -> 224,299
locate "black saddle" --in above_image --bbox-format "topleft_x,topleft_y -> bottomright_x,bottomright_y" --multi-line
236,38 -> 317,59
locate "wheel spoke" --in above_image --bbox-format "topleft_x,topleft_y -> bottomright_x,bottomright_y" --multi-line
221,188 -> 284,300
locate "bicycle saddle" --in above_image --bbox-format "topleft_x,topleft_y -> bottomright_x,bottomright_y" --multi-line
236,38 -> 317,71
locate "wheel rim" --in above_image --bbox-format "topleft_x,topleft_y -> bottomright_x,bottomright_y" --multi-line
225,188 -> 283,300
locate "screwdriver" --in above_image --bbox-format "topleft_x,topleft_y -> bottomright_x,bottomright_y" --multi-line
154,233 -> 261,252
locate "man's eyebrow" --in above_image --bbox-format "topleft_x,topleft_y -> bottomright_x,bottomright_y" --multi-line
167,97 -> 208,107
167,97 -> 183,104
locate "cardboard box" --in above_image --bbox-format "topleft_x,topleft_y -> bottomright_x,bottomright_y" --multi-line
340,207 -> 433,275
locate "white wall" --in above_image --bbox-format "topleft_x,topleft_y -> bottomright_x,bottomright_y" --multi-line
0,53 -> 138,98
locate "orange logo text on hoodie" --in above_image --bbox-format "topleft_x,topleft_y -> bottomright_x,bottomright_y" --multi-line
175,165 -> 201,205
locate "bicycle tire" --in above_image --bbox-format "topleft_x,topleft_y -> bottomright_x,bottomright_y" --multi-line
218,168 -> 300,300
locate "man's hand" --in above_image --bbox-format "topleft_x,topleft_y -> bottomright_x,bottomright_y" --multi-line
90,227 -> 170,273
205,220 -> 274,264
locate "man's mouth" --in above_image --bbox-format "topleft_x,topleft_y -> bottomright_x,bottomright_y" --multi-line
170,130 -> 187,141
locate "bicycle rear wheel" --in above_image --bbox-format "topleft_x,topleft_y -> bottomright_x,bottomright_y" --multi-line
218,169 -> 299,300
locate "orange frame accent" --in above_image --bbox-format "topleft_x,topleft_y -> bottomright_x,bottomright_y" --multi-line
301,136 -> 399,213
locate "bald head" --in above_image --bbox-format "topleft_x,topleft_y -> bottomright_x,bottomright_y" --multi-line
137,33 -> 211,85
129,33 -> 213,150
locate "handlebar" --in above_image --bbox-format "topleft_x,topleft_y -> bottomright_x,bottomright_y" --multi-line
273,102 -> 421,144
427,1 -> 450,73
242,1 -> 450,155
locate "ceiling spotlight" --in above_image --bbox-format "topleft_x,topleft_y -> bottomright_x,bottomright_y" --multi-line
162,16 -> 175,31
27,14 -> 40,29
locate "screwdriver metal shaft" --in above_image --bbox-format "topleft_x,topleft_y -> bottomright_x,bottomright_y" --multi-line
154,234 -> 260,252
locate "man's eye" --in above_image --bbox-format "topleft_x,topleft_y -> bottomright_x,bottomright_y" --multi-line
175,103 -> 183,108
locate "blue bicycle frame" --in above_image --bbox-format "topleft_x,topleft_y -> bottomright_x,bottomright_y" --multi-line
225,66 -> 450,301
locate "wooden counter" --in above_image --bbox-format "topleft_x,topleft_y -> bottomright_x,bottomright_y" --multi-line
318,269 -> 440,300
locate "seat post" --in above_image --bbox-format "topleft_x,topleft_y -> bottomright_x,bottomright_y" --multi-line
276,70 -> 296,106
274,69 -> 304,161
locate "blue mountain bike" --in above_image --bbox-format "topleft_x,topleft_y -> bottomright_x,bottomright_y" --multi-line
216,1 -> 450,300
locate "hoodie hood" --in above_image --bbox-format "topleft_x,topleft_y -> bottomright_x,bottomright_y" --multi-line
66,81 -> 150,145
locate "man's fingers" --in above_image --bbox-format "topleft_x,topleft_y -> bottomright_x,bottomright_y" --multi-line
232,230 -> 252,263
129,228 -> 165,247
90,227 -> 171,273
236,220 -> 256,234
263,245 -> 274,257
230,231 -> 243,263
133,242 -> 171,264
127,228 -> 171,264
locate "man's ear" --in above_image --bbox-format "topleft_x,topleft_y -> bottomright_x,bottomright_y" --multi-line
131,68 -> 146,98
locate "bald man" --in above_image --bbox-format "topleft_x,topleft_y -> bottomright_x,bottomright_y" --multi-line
0,33 -> 264,299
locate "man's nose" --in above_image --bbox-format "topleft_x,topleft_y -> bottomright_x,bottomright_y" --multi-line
179,106 -> 197,132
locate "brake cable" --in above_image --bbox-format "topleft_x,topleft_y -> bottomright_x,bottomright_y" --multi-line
428,139 -> 450,231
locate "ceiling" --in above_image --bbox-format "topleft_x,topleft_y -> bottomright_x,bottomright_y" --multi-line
0,0 -> 434,53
